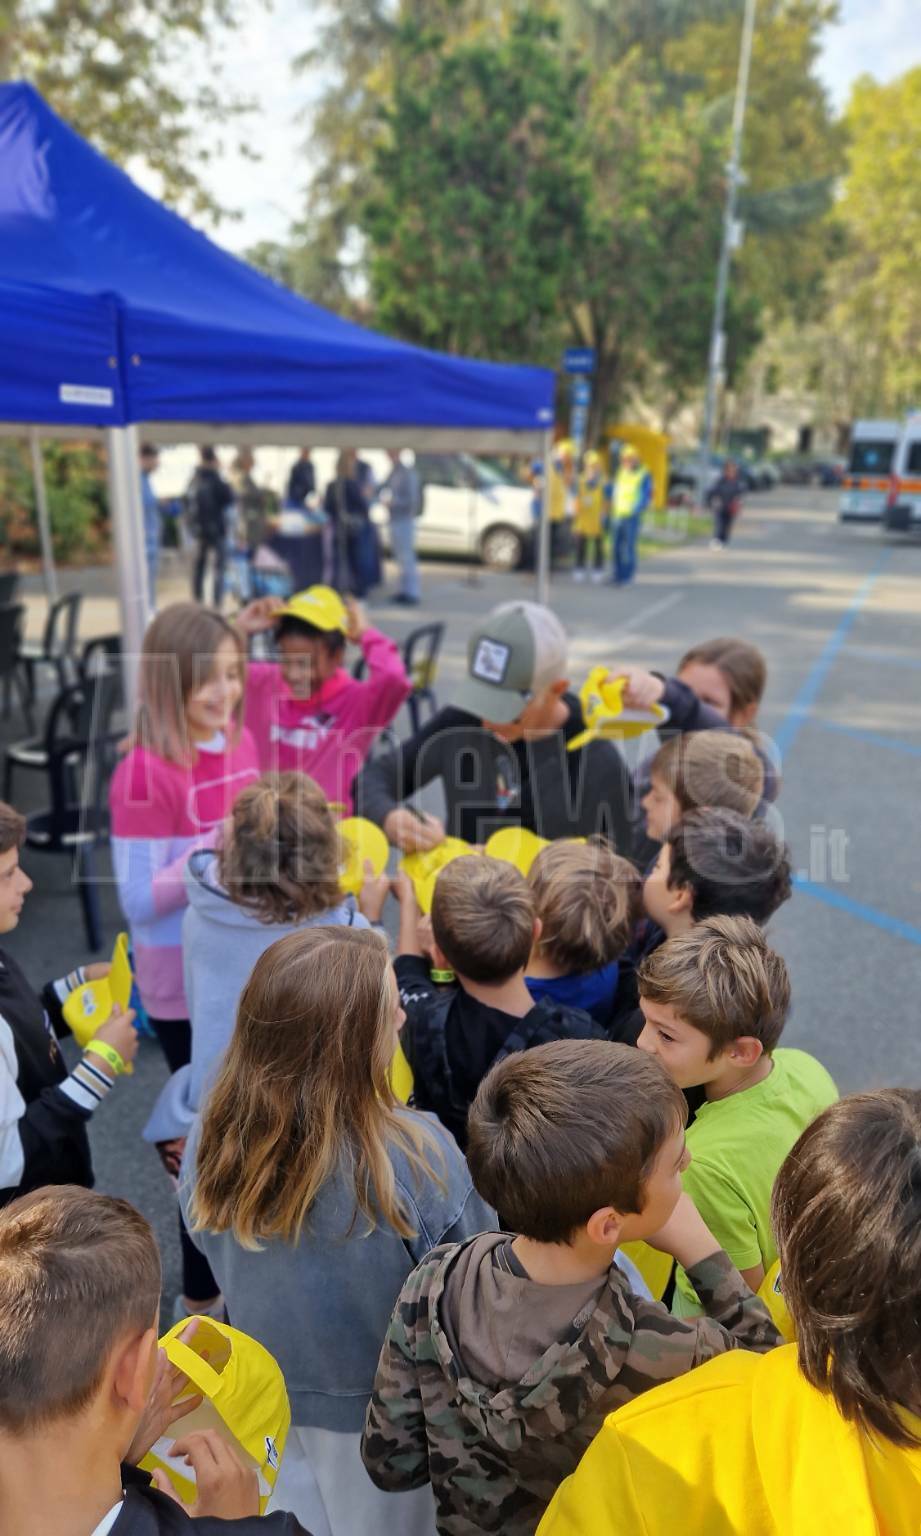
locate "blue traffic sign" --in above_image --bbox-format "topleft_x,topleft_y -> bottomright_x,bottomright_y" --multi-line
563,347 -> 595,375
571,377 -> 591,406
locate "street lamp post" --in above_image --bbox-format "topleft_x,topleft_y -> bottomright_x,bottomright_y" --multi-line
697,0 -> 758,510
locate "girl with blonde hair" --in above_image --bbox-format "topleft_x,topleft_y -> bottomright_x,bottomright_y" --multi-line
182,925 -> 494,1536
109,602 -> 259,1313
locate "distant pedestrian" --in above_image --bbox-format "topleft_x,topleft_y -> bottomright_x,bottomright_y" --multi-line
573,449 -> 606,583
286,448 -> 316,508
709,461 -> 743,549
325,449 -> 376,598
610,446 -> 652,586
187,446 -> 234,608
380,448 -> 422,604
139,442 -> 161,614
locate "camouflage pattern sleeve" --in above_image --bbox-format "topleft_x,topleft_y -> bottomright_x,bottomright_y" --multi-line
360,1262 -> 433,1493
683,1249 -> 781,1362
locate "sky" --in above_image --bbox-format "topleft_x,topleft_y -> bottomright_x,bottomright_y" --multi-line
188,0 -> 921,254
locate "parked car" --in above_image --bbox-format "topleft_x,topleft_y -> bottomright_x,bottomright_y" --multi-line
371,452 -> 535,570
883,413 -> 921,535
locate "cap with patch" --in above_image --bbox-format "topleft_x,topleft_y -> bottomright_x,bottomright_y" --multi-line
276,585 -> 348,634
453,602 -> 568,724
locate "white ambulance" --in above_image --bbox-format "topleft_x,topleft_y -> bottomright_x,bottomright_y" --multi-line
883,413 -> 921,534
838,419 -> 900,522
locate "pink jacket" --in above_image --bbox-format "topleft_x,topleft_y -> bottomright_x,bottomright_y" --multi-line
244,628 -> 411,808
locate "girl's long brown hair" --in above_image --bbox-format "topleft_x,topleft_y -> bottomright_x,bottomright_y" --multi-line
131,603 -> 246,767
216,772 -> 344,923
190,927 -> 443,1248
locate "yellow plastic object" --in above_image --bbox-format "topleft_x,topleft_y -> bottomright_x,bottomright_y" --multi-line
757,1260 -> 795,1343
484,826 -> 550,876
337,817 -> 390,897
567,665 -> 667,751
620,1240 -> 675,1303
399,838 -> 473,914
62,932 -> 133,1048
390,1041 -> 414,1103
140,1317 -> 291,1514
605,422 -> 669,511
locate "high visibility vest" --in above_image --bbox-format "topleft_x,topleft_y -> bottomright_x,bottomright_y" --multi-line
614,464 -> 647,519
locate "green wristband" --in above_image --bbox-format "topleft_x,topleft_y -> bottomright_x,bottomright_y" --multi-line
430,968 -> 455,984
86,1038 -> 127,1076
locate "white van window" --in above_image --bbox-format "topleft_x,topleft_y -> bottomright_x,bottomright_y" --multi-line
905,442 -> 921,475
849,439 -> 895,474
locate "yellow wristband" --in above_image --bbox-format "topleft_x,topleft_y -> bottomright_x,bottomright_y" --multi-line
85,1039 -> 127,1076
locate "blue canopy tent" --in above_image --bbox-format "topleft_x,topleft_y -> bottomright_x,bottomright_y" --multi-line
0,82 -> 556,686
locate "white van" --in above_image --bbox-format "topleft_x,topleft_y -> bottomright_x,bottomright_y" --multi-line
883,413 -> 921,534
838,420 -> 900,522
372,452 -> 535,570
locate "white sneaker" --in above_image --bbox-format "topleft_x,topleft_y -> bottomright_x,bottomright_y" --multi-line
590,569 -> 605,584
710,538 -> 723,550
573,568 -> 586,582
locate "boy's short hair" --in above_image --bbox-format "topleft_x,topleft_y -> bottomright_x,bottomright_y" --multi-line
637,914 -> 791,1056
667,808 -> 792,922
529,838 -> 641,972
0,1186 -> 161,1434
467,1039 -> 686,1244
772,1090 -> 921,1448
651,730 -> 764,819
431,856 -> 534,984
275,614 -> 345,656
0,801 -> 25,857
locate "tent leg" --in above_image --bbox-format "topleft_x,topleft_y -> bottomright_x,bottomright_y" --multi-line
105,426 -> 147,713
536,428 -> 553,606
29,429 -> 59,604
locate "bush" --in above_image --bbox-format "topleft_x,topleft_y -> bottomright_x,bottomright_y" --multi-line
0,439 -> 110,564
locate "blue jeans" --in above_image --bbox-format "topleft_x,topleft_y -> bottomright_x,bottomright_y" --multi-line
389,515 -> 420,600
613,512 -> 641,583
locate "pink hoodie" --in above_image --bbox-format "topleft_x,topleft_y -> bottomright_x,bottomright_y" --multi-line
244,627 -> 411,808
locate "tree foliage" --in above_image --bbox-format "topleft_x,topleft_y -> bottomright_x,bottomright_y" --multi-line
0,0 -> 254,220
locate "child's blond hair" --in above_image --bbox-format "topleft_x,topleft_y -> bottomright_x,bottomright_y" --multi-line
651,729 -> 763,819
131,603 -> 246,767
528,838 -> 640,973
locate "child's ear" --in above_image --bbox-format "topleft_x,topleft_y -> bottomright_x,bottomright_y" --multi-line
729,1035 -> 764,1068
113,1325 -> 159,1417
667,880 -> 694,917
531,916 -> 543,948
585,1206 -> 625,1250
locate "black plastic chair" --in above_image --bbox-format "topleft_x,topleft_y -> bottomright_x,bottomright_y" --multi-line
402,622 -> 445,733
0,602 -> 33,732
0,572 -> 19,606
2,673 -> 120,951
17,590 -> 82,710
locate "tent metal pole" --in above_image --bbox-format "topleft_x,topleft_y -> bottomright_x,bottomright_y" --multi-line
536,429 -> 552,606
105,425 -> 147,712
29,429 -> 58,603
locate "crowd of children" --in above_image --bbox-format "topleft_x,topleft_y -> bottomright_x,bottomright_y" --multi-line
0,587 -> 918,1536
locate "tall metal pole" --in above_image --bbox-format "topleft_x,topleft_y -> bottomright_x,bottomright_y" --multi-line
29,429 -> 59,603
536,428 -> 553,605
105,425 -> 148,713
697,0 -> 758,508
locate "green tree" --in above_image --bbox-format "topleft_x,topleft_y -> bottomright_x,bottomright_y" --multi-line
0,0 -> 255,220
364,12 -> 588,361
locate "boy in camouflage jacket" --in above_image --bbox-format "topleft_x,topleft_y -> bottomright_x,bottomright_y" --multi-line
361,1040 -> 780,1536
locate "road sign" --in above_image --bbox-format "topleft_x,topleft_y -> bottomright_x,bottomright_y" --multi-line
563,347 -> 595,375
571,377 -> 591,406
570,403 -> 589,446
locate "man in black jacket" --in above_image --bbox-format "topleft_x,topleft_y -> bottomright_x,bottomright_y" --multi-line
0,801 -> 137,1206
0,1185 -> 308,1535
188,445 -> 234,607
352,601 -> 636,857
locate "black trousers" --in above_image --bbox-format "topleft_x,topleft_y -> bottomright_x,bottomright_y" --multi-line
193,537 -> 226,606
148,1016 -> 220,1304
714,506 -> 734,544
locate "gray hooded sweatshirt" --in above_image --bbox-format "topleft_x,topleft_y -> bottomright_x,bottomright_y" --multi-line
143,850 -> 369,1142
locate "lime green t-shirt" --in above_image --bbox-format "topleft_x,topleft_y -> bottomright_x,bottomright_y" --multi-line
673,1048 -> 838,1317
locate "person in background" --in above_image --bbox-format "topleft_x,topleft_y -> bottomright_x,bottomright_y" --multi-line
0,1186 -> 308,1534
188,446 -> 234,608
609,445 -> 652,586
231,448 -> 269,556
548,441 -> 574,569
0,801 -> 138,1206
573,449 -> 606,583
287,449 -> 316,508
380,449 -> 422,605
139,442 -> 161,614
183,925 -> 493,1536
708,460 -> 743,549
325,449 -> 373,598
538,1090 -> 921,1536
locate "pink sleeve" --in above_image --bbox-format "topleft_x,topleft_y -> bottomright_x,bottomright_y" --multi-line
359,629 -> 412,725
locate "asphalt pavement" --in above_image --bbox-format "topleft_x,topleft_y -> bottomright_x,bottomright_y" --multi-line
5,486 -> 921,1308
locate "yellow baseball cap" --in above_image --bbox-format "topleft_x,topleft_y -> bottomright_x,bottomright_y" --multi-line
277,585 -> 348,633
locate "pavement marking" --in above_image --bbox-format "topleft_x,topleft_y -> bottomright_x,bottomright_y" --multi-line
840,643 -> 921,672
793,877 -> 921,949
607,590 -> 684,646
773,551 -> 892,760
810,719 -> 921,759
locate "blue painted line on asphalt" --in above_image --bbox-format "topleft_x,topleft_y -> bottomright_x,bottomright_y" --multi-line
794,877 -> 921,949
810,718 -> 921,760
773,551 -> 892,759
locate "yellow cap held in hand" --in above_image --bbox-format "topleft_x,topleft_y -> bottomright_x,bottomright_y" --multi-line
567,664 -> 668,750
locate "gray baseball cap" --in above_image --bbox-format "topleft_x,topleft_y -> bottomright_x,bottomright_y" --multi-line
453,602 -> 569,724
